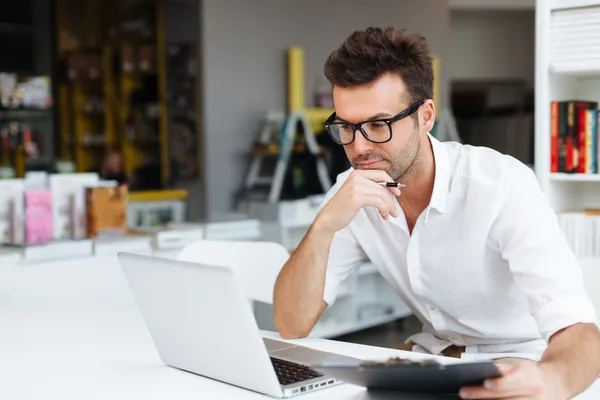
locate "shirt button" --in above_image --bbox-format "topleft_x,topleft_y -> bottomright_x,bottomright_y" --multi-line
429,306 -> 436,311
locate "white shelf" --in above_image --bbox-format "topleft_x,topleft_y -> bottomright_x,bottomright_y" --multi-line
550,0 -> 600,10
550,63 -> 600,78
550,173 -> 600,182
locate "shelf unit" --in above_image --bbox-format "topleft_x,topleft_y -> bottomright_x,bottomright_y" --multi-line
536,0 -> 600,322
55,0 -> 170,187
550,173 -> 600,182
535,0 -> 600,211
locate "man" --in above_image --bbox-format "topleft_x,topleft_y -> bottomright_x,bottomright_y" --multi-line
273,27 -> 600,399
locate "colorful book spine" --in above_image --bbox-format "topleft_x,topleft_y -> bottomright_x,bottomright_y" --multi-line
559,102 -> 568,172
587,110 -> 596,174
552,101 -> 599,174
24,189 -> 53,245
578,108 -> 588,173
597,111 -> 600,175
551,101 -> 559,173
567,101 -> 597,173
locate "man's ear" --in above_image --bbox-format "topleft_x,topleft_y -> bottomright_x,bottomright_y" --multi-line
421,99 -> 436,132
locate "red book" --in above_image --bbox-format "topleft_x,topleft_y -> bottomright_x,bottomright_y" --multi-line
578,108 -> 588,173
551,101 -> 559,173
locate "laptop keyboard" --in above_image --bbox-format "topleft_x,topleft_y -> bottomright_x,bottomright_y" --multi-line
270,357 -> 324,386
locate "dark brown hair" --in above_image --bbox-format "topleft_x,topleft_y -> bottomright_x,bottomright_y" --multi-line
324,27 -> 433,104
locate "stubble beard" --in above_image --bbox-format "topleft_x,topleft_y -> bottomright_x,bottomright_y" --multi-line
349,124 -> 422,182
388,125 -> 422,182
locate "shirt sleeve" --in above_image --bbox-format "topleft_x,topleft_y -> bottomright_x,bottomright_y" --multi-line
317,169 -> 367,307
322,226 -> 366,306
490,163 -> 599,342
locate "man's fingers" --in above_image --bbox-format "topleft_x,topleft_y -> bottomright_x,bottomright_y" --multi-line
358,184 -> 399,218
459,364 -> 538,399
362,194 -> 391,220
351,169 -> 395,182
496,364 -> 519,375
350,169 -> 402,195
459,384 -> 529,399
387,186 -> 401,196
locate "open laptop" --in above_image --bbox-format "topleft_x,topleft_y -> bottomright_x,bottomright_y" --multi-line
117,252 -> 361,398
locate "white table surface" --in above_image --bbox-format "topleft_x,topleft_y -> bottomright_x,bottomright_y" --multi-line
1,255 -> 599,400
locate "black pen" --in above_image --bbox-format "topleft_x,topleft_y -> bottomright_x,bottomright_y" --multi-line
378,181 -> 406,188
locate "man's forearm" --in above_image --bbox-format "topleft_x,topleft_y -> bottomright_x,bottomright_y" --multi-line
539,323 -> 600,397
273,222 -> 336,338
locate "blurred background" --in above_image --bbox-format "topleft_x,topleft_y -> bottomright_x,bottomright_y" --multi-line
7,0 -> 600,345
0,0 -> 535,222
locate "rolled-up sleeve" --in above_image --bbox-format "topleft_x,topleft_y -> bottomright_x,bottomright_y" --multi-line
322,226 -> 365,306
491,164 -> 598,342
317,170 -> 366,307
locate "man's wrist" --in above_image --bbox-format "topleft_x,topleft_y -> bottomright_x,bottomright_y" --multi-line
310,215 -> 338,239
539,361 -> 571,399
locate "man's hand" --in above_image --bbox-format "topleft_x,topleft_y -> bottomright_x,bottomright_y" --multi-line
314,170 -> 401,234
459,362 -> 569,400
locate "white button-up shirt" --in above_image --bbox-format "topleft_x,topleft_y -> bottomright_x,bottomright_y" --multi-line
322,134 -> 598,358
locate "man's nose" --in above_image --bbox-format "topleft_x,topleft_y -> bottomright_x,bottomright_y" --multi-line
349,129 -> 375,154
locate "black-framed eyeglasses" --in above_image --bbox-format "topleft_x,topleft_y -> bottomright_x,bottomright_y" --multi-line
324,99 -> 425,145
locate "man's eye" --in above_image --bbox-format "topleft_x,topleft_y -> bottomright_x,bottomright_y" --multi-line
367,121 -> 386,130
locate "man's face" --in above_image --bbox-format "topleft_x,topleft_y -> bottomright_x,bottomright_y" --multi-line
332,74 -> 425,181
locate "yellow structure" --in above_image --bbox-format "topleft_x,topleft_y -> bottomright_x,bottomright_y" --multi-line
433,56 -> 440,110
55,0 -> 169,186
129,189 -> 188,202
287,47 -> 334,133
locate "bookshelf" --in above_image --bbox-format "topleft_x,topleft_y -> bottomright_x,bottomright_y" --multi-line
535,0 -> 600,211
536,0 -> 600,321
550,173 -> 600,182
55,0 -> 170,188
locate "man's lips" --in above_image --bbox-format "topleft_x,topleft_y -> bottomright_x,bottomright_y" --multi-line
356,160 -> 383,168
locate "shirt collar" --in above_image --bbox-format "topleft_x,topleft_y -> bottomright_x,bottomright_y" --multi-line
427,133 -> 450,214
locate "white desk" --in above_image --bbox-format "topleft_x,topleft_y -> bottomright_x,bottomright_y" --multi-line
1,256 -> 598,400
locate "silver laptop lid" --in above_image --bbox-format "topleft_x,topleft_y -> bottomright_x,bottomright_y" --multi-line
117,252 -> 282,398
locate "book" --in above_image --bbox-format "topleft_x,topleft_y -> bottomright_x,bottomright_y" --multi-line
551,101 -> 599,174
567,101 -> 597,173
24,189 -> 53,245
0,179 -> 25,244
50,173 -> 99,239
587,110 -> 597,174
85,185 -> 128,238
558,101 -> 568,172
550,101 -> 559,173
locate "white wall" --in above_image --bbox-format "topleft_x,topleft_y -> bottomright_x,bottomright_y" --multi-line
200,0 -> 450,219
449,10 -> 535,85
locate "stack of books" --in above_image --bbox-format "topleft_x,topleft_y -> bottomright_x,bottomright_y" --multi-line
557,210 -> 600,259
550,100 -> 599,174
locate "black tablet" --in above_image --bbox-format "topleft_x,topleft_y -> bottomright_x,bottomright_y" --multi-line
311,358 -> 502,394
